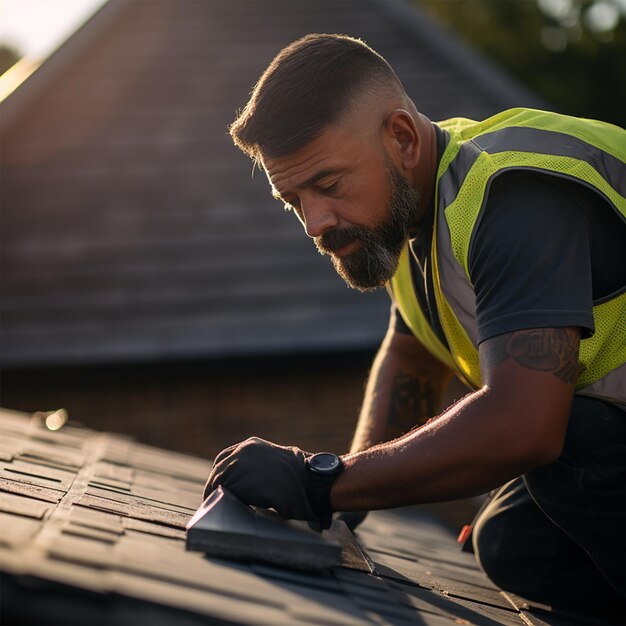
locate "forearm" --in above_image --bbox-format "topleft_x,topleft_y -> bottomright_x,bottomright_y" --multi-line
350,330 -> 452,453
336,388 -> 538,511
333,328 -> 579,512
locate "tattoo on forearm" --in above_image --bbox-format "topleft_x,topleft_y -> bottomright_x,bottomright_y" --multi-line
388,374 -> 436,435
483,328 -> 584,384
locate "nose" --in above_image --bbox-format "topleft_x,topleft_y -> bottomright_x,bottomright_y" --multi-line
300,197 -> 339,239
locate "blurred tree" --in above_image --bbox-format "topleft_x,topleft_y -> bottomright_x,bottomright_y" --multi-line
417,0 -> 625,127
0,42 -> 21,75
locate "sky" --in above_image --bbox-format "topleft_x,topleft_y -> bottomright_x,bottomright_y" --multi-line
0,0 -> 108,62
2,0 -> 624,62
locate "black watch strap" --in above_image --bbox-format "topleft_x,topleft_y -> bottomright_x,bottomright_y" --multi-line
308,473 -> 335,529
305,453 -> 343,530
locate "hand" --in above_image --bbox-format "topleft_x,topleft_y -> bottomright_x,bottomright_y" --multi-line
334,510 -> 369,531
204,437 -> 318,522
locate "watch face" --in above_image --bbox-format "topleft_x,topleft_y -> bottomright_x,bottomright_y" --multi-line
309,452 -> 341,475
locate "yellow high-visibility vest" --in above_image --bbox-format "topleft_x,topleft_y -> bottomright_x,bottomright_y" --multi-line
390,108 -> 626,404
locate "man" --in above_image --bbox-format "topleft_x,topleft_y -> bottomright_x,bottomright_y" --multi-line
206,34 -> 625,618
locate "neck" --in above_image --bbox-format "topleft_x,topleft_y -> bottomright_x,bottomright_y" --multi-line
411,113 -> 437,227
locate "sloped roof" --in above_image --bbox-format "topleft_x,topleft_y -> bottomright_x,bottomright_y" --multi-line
0,0 -> 544,368
0,407 -> 592,625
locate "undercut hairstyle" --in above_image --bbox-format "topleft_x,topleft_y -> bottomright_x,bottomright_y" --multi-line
229,33 -> 403,164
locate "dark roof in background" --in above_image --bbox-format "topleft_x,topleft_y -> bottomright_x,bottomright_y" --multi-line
0,407 -> 591,625
0,0 -> 545,369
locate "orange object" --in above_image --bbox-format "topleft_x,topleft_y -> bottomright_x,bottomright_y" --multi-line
457,524 -> 472,544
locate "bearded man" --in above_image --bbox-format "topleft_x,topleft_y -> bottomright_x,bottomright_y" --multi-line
204,34 -> 625,620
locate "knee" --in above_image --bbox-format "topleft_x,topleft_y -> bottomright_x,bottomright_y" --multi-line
472,511 -> 520,592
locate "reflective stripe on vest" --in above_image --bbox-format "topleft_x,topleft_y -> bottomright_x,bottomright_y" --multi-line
391,108 -> 626,402
387,249 -> 458,374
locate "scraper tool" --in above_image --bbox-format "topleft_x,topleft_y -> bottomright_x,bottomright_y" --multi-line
186,486 -> 373,572
186,486 -> 341,570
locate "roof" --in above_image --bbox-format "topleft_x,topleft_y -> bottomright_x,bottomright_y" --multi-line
0,0 -> 545,369
0,406 -> 594,625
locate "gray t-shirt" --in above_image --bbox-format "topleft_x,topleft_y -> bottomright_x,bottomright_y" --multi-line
393,168 -> 625,347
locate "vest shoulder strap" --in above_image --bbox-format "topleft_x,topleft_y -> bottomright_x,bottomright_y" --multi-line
388,246 -> 457,371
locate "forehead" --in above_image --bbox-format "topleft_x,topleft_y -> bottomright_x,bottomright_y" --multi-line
262,124 -> 370,195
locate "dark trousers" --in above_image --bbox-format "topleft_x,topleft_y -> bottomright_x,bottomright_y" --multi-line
472,396 -> 625,623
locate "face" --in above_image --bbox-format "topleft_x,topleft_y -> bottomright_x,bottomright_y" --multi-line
263,125 -> 420,291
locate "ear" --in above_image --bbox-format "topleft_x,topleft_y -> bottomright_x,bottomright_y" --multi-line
382,110 -> 420,171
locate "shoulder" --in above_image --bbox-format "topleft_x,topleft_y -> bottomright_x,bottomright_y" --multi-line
469,170 -> 587,267
468,170 -> 595,344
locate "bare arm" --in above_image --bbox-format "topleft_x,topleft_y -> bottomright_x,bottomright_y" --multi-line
349,325 -> 454,453
332,327 -> 581,511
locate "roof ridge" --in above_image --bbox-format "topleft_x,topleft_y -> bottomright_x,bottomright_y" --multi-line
0,0 -> 129,133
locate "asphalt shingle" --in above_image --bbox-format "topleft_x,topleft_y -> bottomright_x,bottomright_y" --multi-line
0,407 -> 598,625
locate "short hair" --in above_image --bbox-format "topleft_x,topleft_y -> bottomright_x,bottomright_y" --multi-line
230,33 -> 403,164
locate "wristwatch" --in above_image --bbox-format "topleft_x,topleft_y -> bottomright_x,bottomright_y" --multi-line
305,452 -> 344,530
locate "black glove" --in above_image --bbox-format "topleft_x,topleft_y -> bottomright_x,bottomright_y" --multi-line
334,510 -> 369,531
204,437 -> 318,522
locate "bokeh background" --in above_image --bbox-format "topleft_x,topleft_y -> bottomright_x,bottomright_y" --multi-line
2,0 -> 624,124
1,0 -> 623,485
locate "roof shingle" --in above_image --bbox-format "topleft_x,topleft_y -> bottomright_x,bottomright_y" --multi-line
0,407 -> 598,625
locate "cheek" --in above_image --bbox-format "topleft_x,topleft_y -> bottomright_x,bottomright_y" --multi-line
350,180 -> 389,223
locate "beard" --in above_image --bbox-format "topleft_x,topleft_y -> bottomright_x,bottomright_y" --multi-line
314,157 -> 421,292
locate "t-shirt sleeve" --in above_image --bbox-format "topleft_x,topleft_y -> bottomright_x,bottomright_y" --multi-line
468,171 -> 595,344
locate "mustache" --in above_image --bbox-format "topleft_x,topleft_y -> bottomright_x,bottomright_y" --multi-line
315,226 -> 367,254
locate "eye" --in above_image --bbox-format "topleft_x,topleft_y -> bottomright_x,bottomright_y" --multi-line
319,180 -> 340,194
